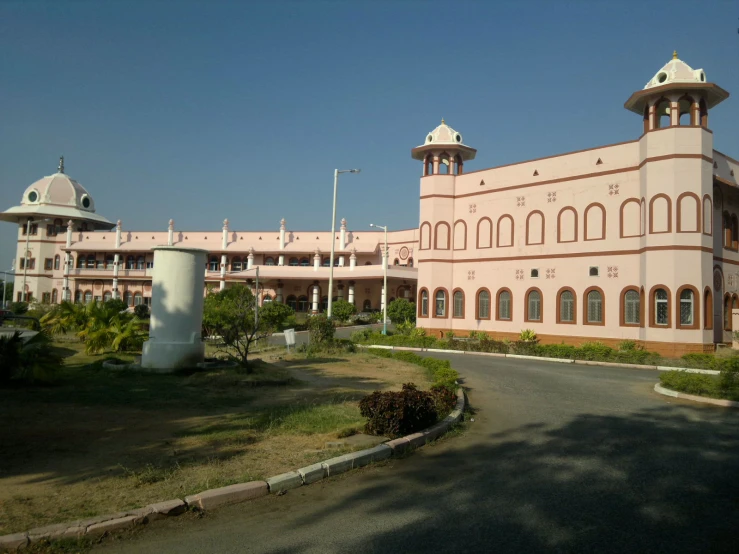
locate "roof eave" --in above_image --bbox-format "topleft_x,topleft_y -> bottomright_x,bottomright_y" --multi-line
410,144 -> 477,161
624,82 -> 730,114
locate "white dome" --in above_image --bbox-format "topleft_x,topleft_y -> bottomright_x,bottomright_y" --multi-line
423,119 -> 465,146
644,52 -> 706,89
21,171 -> 96,212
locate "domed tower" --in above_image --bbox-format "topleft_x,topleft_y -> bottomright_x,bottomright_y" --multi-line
411,119 -> 476,176
625,53 -> 729,347
413,120 -> 476,331
0,158 -> 114,303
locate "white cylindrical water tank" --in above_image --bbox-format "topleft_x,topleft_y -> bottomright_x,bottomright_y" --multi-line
142,246 -> 208,371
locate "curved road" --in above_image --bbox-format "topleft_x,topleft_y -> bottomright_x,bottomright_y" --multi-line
97,354 -> 739,553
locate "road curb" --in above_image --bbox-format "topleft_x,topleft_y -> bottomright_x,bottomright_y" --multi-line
0,385 -> 465,552
359,344 -> 719,374
653,383 -> 739,408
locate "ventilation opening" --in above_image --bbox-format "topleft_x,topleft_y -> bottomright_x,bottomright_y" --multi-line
530,269 -> 539,278
589,266 -> 599,277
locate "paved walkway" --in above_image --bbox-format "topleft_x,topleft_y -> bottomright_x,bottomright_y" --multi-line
96,354 -> 739,553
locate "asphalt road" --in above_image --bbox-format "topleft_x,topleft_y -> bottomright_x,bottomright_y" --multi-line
96,354 -> 739,554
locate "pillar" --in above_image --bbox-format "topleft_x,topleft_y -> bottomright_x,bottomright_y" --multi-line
113,253 -> 120,298
66,219 -> 74,248
142,246 -> 208,371
247,248 -> 254,270
114,219 -> 121,248
381,285 -> 386,312
220,254 -> 227,291
338,255 -> 345,267
280,218 -> 286,250
168,219 -> 174,246
222,219 -> 229,250
313,250 -> 320,271
348,281 -> 355,305
276,282 -> 283,303
312,283 -> 319,313
340,218 -> 347,250
670,100 -> 679,127
350,248 -> 357,270
279,254 -> 285,266
338,283 -> 344,301
63,251 -> 71,301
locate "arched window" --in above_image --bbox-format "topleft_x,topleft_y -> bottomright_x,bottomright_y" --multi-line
584,203 -> 606,240
322,258 -> 331,267
359,299 -> 369,311
678,94 -> 694,126
208,257 -> 219,271
652,287 -> 670,327
453,220 -> 467,250
424,154 -> 433,176
299,258 -> 310,267
87,256 -> 96,269
133,293 -> 143,306
297,295 -> 309,312
320,296 -> 329,311
364,261 -> 372,265
126,256 -> 135,269
476,217 -> 493,249
286,295 -> 297,310
557,288 -> 576,324
74,290 -> 82,303
105,254 -> 114,269
525,211 -> 545,245
289,257 -> 299,266
265,257 -> 275,266
438,152 -> 450,175
419,289 -> 429,317
77,255 -> 85,269
525,289 -> 542,322
497,289 -> 512,321
420,222 -> 432,250
585,288 -> 604,324
263,294 -> 272,305
136,256 -> 145,270
453,289 -> 464,318
51,289 -> 58,304
123,291 -> 133,307
704,287 -> 713,330
393,258 -> 400,266
232,257 -> 242,271
557,207 -> 577,243
103,291 -> 112,302
434,289 -> 447,318
54,255 -> 60,270
84,290 -> 93,304
622,288 -> 641,326
679,289 -> 694,327
434,222 -> 450,250
654,97 -> 671,129
476,289 -> 491,320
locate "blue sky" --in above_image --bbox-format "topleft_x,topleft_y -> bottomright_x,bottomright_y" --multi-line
1,0 -> 737,271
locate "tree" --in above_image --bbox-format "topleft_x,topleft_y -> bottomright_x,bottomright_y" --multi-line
330,299 -> 357,324
202,284 -> 277,372
259,301 -> 295,333
308,313 -> 335,345
0,330 -> 63,385
133,304 -> 150,319
387,298 -> 416,324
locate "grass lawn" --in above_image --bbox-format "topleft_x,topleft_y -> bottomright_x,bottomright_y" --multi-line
0,341 -> 431,535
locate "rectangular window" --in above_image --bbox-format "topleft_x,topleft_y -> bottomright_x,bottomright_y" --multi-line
41,292 -> 51,304
44,258 -> 53,270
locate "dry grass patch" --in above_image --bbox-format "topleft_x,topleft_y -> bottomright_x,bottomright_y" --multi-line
0,345 -> 428,534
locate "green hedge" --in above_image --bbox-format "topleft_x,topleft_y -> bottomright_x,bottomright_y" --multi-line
660,367 -> 739,402
353,331 -> 738,369
366,347 -> 459,390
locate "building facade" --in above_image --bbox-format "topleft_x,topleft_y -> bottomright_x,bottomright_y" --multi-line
413,53 -> 737,356
2,53 -> 737,356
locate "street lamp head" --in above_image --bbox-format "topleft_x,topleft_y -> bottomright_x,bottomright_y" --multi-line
350,169 -> 361,173
369,223 -> 375,228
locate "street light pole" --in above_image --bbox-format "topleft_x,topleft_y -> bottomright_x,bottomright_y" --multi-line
245,266 -> 260,335
327,168 -> 360,318
370,223 -> 389,335
21,218 -> 31,302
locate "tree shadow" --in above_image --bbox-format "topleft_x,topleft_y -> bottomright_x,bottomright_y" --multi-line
259,404 -> 739,553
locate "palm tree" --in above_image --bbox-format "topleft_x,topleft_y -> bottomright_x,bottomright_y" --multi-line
40,301 -> 88,336
0,330 -> 63,384
77,301 -> 147,354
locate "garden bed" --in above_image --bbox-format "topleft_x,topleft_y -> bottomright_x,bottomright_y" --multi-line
0,342 -> 432,535
659,370 -> 739,402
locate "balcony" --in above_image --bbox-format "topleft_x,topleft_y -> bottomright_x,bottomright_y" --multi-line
70,268 -> 152,278
210,264 -> 418,281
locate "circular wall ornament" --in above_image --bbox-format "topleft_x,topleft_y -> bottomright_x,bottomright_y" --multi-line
27,190 -> 38,203
399,246 -> 409,260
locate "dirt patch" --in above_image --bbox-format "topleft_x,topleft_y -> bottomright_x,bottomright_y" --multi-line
0,347 -> 429,534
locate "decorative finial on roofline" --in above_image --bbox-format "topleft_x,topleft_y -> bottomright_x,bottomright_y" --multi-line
673,50 -> 678,60
441,118 -> 445,125
58,156 -> 65,174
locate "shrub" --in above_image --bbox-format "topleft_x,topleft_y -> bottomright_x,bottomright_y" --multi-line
617,340 -> 641,352
519,329 -> 537,342
537,343 -> 577,359
512,340 -> 539,355
681,353 -> 717,370
350,328 -> 374,343
395,321 -> 416,336
659,371 -> 719,397
307,314 -> 335,345
409,327 -> 427,338
330,299 -> 357,324
387,298 -> 416,325
106,298 -> 129,313
574,341 -> 614,361
9,302 -> 29,315
133,304 -> 150,319
359,383 -> 438,438
431,384 -> 457,416
0,330 -> 63,384
470,336 -> 509,354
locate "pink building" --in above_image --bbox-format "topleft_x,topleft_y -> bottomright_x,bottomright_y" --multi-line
2,53 -> 737,356
413,53 -> 736,357
0,157 -> 418,314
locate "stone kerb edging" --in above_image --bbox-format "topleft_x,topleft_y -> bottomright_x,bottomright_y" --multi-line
0,387 -> 465,552
653,383 -> 739,408
358,344 -> 721,375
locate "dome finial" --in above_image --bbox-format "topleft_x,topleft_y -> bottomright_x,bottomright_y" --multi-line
58,156 -> 64,174
673,50 -> 678,60
441,117 -> 445,125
